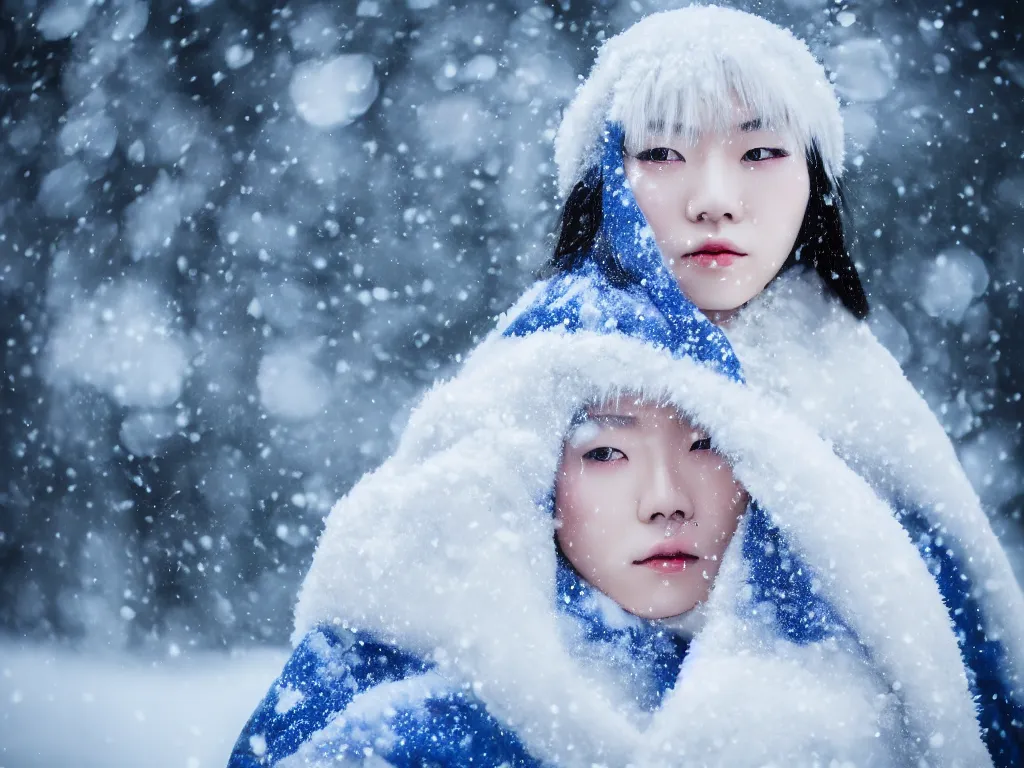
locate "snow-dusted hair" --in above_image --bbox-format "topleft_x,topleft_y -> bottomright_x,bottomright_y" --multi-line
547,5 -> 868,319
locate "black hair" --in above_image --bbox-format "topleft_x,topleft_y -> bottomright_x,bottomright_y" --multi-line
546,166 -> 633,288
544,146 -> 869,320
786,148 -> 868,319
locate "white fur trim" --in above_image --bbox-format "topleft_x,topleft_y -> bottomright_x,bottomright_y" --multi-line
554,5 -> 845,198
727,268 -> 1024,706
295,328 -> 990,766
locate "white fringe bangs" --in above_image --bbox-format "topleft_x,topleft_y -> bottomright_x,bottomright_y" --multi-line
614,52 -> 824,163
555,5 -> 845,197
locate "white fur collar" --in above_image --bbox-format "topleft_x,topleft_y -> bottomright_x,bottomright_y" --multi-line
727,269 -> 1024,704
294,327 -> 990,766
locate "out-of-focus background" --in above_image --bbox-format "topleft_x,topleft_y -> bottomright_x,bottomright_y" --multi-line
0,0 -> 1020,765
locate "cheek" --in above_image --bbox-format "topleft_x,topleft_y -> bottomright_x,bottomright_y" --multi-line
756,167 -> 810,237
554,470 -> 600,543
554,469 -> 630,554
698,469 -> 747,546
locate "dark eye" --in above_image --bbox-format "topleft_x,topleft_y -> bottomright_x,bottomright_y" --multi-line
689,437 -> 712,452
742,147 -> 789,162
582,446 -> 626,462
633,147 -> 684,163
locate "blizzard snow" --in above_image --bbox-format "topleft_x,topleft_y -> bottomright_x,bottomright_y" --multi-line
289,55 -> 379,129
0,3 -> 1021,758
47,281 -> 190,409
257,344 -> 331,420
36,161 -> 91,218
824,37 -> 897,102
919,247 -> 990,324
36,0 -> 95,41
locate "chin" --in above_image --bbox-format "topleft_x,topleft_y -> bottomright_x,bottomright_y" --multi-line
677,274 -> 776,314
673,284 -> 748,312
626,595 -> 700,619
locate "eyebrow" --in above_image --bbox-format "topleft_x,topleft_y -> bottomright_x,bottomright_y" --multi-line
643,117 -> 767,135
586,413 -> 637,428
571,413 -> 638,430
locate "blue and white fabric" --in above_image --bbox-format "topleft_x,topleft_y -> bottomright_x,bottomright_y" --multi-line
229,123 -> 1022,767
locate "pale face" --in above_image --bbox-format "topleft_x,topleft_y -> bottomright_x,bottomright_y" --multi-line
623,116 -> 810,321
554,398 -> 748,619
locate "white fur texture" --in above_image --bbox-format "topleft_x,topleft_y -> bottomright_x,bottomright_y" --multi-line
554,5 -> 845,198
727,269 -> 1024,706
294,313 -> 996,765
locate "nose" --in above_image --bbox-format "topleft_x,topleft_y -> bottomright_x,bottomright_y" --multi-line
684,152 -> 744,224
637,456 -> 695,525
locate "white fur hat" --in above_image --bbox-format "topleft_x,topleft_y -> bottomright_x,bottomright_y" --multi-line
554,5 -> 845,198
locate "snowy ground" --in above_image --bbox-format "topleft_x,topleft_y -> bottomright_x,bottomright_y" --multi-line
0,642 -> 287,768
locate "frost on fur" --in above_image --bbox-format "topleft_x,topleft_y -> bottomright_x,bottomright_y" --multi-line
218,266 -> 1024,768
293,321 -> 993,766
555,6 -> 845,197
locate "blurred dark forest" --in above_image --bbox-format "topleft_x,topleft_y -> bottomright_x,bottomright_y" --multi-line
0,0 -> 1021,652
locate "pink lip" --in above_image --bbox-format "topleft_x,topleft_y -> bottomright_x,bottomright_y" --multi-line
635,555 -> 697,574
634,543 -> 699,574
682,239 -> 746,268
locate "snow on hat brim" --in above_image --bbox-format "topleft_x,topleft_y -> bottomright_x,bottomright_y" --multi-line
555,5 -> 844,198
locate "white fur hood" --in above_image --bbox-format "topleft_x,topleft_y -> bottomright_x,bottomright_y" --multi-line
292,271 -> 1012,766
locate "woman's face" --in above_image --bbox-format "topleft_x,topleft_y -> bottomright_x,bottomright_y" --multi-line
554,398 -> 748,619
623,116 -> 810,319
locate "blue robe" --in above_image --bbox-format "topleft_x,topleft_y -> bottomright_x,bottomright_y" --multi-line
229,553 -> 693,767
228,493 -> 1022,766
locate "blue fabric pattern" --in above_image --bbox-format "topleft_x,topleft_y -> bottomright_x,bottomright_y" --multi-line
227,627 -> 536,767
503,123 -> 743,384
899,506 -> 1024,767
229,558 -> 692,767
227,628 -> 432,767
555,553 -> 690,711
742,501 -> 848,644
